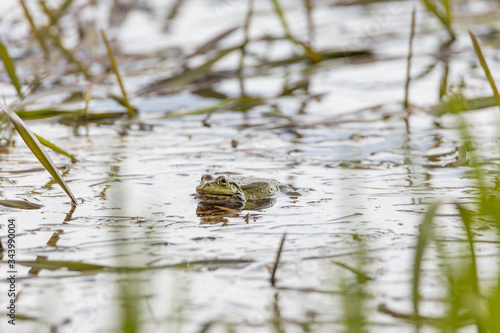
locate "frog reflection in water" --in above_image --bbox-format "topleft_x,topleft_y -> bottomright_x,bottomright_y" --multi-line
195,174 -> 302,221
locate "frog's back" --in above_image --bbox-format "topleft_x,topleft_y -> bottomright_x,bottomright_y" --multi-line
231,176 -> 281,199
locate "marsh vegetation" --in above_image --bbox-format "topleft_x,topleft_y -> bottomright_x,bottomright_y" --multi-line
1,0 -> 500,332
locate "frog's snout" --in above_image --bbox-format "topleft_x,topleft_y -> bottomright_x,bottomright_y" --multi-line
196,183 -> 207,193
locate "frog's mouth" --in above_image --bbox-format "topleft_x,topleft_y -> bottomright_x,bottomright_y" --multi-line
195,192 -> 246,203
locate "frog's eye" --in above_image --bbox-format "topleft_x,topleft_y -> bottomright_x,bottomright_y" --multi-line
217,177 -> 228,186
201,174 -> 213,181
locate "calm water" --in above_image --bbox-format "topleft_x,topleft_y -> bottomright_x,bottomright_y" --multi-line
1,0 -> 500,332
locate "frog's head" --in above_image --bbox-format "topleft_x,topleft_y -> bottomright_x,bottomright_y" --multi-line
196,174 -> 245,201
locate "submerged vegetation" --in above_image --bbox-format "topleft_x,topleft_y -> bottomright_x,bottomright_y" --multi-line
1,0 -> 500,332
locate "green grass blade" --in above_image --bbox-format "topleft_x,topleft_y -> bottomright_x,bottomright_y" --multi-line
100,30 -> 136,118
0,199 -> 43,209
442,0 -> 452,24
16,109 -> 79,120
469,30 -> 500,109
0,104 -> 77,204
430,95 -> 497,115
53,0 -> 74,23
420,0 -> 454,40
19,0 -> 49,58
404,7 -> 417,109
35,134 -> 79,162
18,260 -> 104,271
45,27 -> 90,77
39,1 -> 58,26
238,0 -> 254,97
270,0 -> 293,41
456,204 -> 479,294
413,201 -> 441,321
455,203 -> 488,332
138,46 -> 241,95
0,40 -> 24,99
269,0 -> 321,62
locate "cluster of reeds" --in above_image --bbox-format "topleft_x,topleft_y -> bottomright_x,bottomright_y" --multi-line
0,0 -> 370,205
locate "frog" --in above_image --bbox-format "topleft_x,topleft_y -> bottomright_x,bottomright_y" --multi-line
195,174 -> 301,203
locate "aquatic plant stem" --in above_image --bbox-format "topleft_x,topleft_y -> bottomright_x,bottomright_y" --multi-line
404,7 -> 417,110
238,0 -> 254,97
412,201 -> 440,323
420,0 -> 455,42
303,0 -> 314,43
0,40 -> 24,99
45,27 -> 91,78
269,0 -> 321,62
19,0 -> 49,59
469,29 -> 500,109
100,30 -> 136,118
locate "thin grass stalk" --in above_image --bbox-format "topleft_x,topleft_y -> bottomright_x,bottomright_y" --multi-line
270,233 -> 287,286
83,90 -> 92,119
0,104 -> 77,204
412,201 -> 441,322
456,204 -> 487,332
269,0 -> 321,62
404,7 -> 416,109
303,0 -> 314,43
269,0 -> 293,41
238,0 -> 254,97
456,205 -> 479,295
439,61 -> 449,100
45,27 -> 91,77
53,0 -> 74,24
420,0 -> 455,41
39,1 -> 58,26
100,30 -> 136,118
163,0 -> 185,31
469,30 -> 500,109
0,40 -> 24,99
19,0 -> 49,58
442,0 -> 452,25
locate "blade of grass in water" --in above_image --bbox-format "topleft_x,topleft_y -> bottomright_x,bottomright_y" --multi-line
0,199 -> 43,209
160,97 -> 262,119
404,7 -> 417,109
19,0 -> 49,58
269,0 -> 321,62
413,201 -> 441,322
420,0 -> 455,41
83,90 -> 92,118
100,30 -> 136,118
469,30 -> 500,109
39,0 -> 74,27
455,203 -> 488,332
35,134 -> 79,163
39,1 -> 58,26
270,233 -> 286,286
303,0 -> 314,43
430,95 -> 497,115
238,0 -> 254,97
17,258 -> 253,273
0,104 -> 77,205
138,45 -> 241,95
45,27 -> 90,77
0,40 -> 24,99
